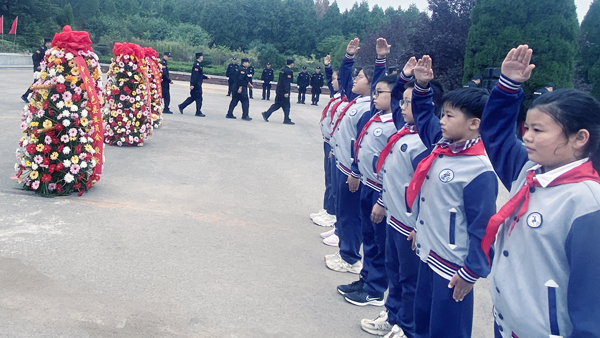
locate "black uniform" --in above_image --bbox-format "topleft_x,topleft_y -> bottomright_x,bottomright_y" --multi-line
310,71 -> 324,105
532,87 -> 550,101
463,80 -> 479,88
22,45 -> 47,101
179,60 -> 208,116
160,58 -> 172,113
247,65 -> 255,98
226,62 -> 239,96
261,67 -> 274,100
263,66 -> 294,124
226,66 -> 252,119
297,71 -> 310,103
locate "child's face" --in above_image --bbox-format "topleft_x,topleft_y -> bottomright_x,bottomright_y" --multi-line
352,70 -> 370,96
439,103 -> 480,142
373,82 -> 392,112
332,72 -> 339,92
523,108 -> 581,171
401,88 -> 414,124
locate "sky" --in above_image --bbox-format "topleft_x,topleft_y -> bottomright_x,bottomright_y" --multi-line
333,0 -> 594,22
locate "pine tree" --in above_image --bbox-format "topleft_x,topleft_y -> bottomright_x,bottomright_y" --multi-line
579,0 -> 600,99
463,0 -> 579,97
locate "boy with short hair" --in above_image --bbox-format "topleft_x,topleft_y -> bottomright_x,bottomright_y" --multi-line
407,56 -> 497,338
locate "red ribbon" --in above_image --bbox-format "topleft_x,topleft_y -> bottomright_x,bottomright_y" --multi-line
330,97 -> 358,137
375,126 -> 418,175
320,95 -> 339,122
354,114 -> 382,158
52,26 -> 93,54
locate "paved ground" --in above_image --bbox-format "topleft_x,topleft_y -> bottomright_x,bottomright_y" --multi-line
0,68 -> 503,337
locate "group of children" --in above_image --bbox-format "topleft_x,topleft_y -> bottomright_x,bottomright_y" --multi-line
310,39 -> 600,338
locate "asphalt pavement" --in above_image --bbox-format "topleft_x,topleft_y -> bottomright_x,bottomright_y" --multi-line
0,68 -> 501,337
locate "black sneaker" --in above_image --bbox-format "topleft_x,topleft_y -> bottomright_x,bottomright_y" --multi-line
262,98 -> 265,100
344,289 -> 384,307
337,279 -> 364,295
195,112 -> 206,117
261,112 -> 269,122
226,114 -> 236,119
242,116 -> 252,121
178,104 -> 184,114
283,120 -> 295,125
163,109 -> 173,114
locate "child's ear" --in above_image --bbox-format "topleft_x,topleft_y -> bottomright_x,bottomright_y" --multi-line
572,129 -> 590,153
469,117 -> 481,131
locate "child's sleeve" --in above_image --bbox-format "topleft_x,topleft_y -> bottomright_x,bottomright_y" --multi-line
339,53 -> 357,101
412,83 -> 442,151
391,71 -> 413,130
459,170 -> 498,283
325,65 -> 334,95
565,210 -> 600,337
480,75 -> 530,190
369,57 -> 387,111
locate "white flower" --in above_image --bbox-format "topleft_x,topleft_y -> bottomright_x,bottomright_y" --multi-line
14,163 -> 19,171
62,119 -> 70,127
63,159 -> 71,168
64,173 -> 74,183
56,101 -> 65,109
49,68 -> 56,77
31,163 -> 39,170
34,72 -> 41,80
56,75 -> 65,83
81,110 -> 88,117
79,137 -> 87,143
62,146 -> 71,155
65,53 -> 74,60
70,105 -> 79,112
80,161 -> 88,168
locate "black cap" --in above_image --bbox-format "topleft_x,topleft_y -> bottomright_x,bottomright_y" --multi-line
266,62 -> 271,66
241,58 -> 249,63
44,38 -> 52,44
302,66 -> 307,70
232,57 -> 237,60
547,82 -> 555,89
472,74 -> 483,81
164,52 -> 172,57
286,58 -> 295,65
316,66 -> 321,69
195,52 -> 203,59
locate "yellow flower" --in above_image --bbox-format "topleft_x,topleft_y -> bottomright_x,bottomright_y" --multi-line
42,120 -> 53,129
111,110 -> 118,117
136,113 -> 142,119
30,121 -> 39,128
30,136 -> 38,144
80,117 -> 88,126
70,75 -> 78,84
117,122 -> 122,126
41,91 -> 49,100
70,136 -> 77,141
20,136 -> 26,142
56,64 -> 64,72
84,144 -> 92,152
70,68 -> 80,77
50,152 -> 59,160
68,59 -> 76,68
64,100 -> 73,108
36,144 -> 44,152
29,171 -> 39,179
40,72 -> 47,80
135,121 -> 140,127
25,161 -> 32,167
48,55 -> 56,63
71,155 -> 79,164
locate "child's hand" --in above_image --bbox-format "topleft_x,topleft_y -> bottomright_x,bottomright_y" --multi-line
501,45 -> 535,83
403,57 -> 417,77
448,273 -> 474,302
371,203 -> 386,223
376,38 -> 391,58
414,56 -> 434,87
347,175 -> 360,192
324,55 -> 331,66
346,38 -> 360,55
407,230 -> 416,250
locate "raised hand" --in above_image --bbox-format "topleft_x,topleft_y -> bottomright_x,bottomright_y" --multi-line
324,55 -> 331,66
414,55 -> 434,87
403,57 -> 417,77
346,38 -> 360,55
502,45 -> 535,83
375,38 -> 391,58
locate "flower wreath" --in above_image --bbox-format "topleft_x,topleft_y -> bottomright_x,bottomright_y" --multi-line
143,47 -> 163,129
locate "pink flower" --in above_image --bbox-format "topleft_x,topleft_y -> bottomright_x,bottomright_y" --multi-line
48,183 -> 57,191
45,136 -> 52,144
33,155 -> 43,164
70,164 -> 80,174
31,180 -> 40,190
62,91 -> 72,101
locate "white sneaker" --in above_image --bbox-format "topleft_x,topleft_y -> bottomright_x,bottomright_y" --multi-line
361,310 -> 392,335
382,325 -> 407,338
325,257 -> 362,274
323,233 -> 339,247
313,214 -> 336,227
325,251 -> 341,263
320,228 -> 336,238
310,209 -> 327,220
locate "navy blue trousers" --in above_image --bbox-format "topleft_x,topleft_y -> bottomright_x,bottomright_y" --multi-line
414,261 -> 474,338
322,142 -> 336,215
334,166 -> 362,264
385,226 -> 419,338
359,186 -> 387,296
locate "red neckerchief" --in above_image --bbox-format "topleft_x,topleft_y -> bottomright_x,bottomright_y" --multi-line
330,97 -> 358,137
329,96 -> 348,122
376,125 -> 418,176
405,140 -> 486,213
481,160 -> 600,264
354,114 -> 382,158
321,95 -> 340,122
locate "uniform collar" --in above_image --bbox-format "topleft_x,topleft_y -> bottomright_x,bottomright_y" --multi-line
355,96 -> 372,104
377,111 -> 393,122
436,135 -> 481,154
529,158 -> 590,188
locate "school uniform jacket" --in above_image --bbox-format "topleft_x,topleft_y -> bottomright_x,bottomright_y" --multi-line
481,77 -> 600,338
320,93 -> 341,143
412,83 -> 498,284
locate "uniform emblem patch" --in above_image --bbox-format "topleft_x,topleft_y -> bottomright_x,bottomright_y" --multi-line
349,108 -> 358,116
401,144 -> 408,152
526,212 -> 543,228
373,128 -> 383,137
194,68 -> 198,71
438,169 -> 454,183
288,75 -> 292,78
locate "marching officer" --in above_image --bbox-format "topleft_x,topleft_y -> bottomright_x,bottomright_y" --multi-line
21,37 -> 52,102
160,51 -> 173,114
310,66 -> 324,106
297,66 -> 310,104
226,58 -> 253,121
261,63 -> 274,100
262,58 -> 295,125
226,57 -> 239,96
179,52 -> 210,117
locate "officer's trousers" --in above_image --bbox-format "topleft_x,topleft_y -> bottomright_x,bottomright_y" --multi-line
227,91 -> 249,118
264,95 -> 291,122
180,88 -> 203,115
262,83 -> 271,100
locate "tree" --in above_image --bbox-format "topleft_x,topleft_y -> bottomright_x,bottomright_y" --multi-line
464,0 -> 579,96
579,0 -> 600,99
